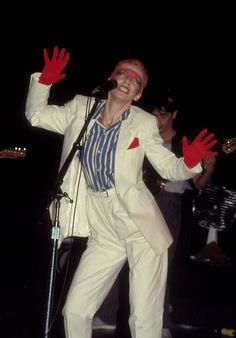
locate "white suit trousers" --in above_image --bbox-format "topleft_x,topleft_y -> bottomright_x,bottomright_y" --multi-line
63,188 -> 168,338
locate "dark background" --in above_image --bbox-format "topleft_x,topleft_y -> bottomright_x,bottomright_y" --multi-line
1,4 -> 236,140
0,4 -> 235,338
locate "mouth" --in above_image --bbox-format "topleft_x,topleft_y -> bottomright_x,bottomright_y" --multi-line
118,85 -> 129,94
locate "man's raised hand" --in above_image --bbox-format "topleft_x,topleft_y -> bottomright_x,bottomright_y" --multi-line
39,46 -> 70,85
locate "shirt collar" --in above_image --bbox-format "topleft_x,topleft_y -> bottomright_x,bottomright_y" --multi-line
93,102 -> 130,121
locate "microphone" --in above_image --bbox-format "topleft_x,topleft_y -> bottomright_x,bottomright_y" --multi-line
92,79 -> 118,98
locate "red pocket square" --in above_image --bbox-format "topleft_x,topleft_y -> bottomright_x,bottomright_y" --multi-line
128,137 -> 139,149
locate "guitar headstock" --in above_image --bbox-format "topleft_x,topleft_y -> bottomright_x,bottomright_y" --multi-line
0,147 -> 27,159
222,137 -> 236,154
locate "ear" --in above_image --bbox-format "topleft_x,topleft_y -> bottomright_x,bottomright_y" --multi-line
133,92 -> 142,102
173,110 -> 178,119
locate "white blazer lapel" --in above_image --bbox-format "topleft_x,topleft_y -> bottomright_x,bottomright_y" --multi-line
115,111 -> 137,182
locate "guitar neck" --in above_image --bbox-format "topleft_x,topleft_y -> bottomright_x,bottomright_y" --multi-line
222,137 -> 236,154
211,137 -> 236,155
0,147 -> 27,159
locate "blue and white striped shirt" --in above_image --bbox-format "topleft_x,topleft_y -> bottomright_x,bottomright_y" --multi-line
80,103 -> 129,192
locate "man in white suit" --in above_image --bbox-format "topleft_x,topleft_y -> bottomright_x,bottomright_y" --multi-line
25,46 -> 217,338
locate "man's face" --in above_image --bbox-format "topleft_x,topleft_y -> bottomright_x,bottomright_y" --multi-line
153,107 -> 176,133
112,66 -> 143,86
110,60 -> 148,102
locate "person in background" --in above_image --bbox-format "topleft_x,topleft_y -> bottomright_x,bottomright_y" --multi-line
25,46 -> 217,338
144,90 -> 216,338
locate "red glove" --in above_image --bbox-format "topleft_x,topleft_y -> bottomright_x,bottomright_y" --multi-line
183,129 -> 218,168
39,46 -> 70,85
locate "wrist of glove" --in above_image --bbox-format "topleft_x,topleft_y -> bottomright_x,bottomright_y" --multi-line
183,129 -> 218,168
38,46 -> 70,85
39,71 -> 66,85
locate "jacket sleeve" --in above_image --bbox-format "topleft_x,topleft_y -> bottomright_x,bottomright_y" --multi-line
25,73 -> 87,135
142,115 -> 202,181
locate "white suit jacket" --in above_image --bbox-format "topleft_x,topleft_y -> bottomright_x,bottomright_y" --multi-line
25,73 -> 202,255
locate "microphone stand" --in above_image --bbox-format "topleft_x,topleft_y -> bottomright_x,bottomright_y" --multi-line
43,96 -> 102,338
